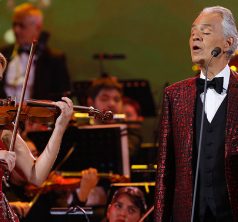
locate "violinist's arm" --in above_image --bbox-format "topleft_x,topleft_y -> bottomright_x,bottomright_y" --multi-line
2,97 -> 73,186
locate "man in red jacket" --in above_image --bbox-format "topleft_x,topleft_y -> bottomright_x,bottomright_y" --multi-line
155,6 -> 238,222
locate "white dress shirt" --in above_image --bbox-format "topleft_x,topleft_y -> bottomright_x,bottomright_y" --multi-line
199,64 -> 230,123
4,52 -> 36,102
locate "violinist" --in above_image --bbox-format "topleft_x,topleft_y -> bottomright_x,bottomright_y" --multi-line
0,2 -> 71,102
0,53 -> 74,221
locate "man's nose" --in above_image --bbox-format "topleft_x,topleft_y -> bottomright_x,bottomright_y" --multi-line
192,31 -> 202,41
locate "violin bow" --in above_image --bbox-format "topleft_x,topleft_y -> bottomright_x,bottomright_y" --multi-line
1,41 -> 36,187
1,41 -> 37,186
9,41 -> 37,152
138,205 -> 154,222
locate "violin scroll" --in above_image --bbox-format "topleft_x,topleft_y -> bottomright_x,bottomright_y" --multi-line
87,107 -> 113,121
103,111 -> 113,121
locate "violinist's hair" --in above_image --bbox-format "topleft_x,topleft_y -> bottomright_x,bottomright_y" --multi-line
13,3 -> 43,26
0,53 -> 7,75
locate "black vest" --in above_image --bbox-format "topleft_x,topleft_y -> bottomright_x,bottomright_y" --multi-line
195,94 -> 232,221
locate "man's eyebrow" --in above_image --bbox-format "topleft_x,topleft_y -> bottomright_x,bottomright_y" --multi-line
191,24 -> 213,28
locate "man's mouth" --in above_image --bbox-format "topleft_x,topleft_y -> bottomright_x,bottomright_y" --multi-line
192,45 -> 202,53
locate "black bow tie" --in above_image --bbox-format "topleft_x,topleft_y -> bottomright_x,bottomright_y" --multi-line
196,77 -> 224,94
17,46 -> 31,55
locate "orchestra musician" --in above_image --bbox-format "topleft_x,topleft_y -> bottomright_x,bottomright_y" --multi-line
87,76 -> 142,159
0,3 -> 71,102
101,187 -> 147,222
0,52 -> 73,221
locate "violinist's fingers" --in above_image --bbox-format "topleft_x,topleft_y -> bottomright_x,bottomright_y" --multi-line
52,97 -> 73,128
61,97 -> 73,108
7,151 -> 16,171
0,151 -> 16,171
0,160 -> 8,171
52,97 -> 73,111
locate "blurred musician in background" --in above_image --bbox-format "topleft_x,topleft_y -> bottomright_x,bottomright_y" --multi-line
87,75 -> 123,118
122,97 -> 144,123
0,2 -> 71,102
87,76 -> 143,160
101,187 -> 147,222
67,168 -> 105,207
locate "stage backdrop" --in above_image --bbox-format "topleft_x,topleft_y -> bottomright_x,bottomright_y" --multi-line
0,0 -> 237,104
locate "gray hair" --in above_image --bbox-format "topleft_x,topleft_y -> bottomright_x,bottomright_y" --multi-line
202,6 -> 238,57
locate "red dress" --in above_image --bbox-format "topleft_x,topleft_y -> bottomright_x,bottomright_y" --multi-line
0,141 -> 19,222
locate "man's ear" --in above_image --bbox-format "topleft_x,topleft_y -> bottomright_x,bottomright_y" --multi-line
224,37 -> 234,53
87,97 -> 94,106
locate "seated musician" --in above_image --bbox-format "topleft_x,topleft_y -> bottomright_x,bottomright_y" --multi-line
101,187 -> 147,222
0,53 -> 73,221
67,168 -> 107,206
87,76 -> 143,159
87,75 -> 123,119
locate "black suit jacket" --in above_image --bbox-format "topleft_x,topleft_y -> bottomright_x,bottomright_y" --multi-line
0,43 -> 71,101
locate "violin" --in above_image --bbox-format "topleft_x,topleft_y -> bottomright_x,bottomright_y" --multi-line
0,41 -> 113,187
25,173 -> 82,197
25,99 -> 113,122
24,171 -> 129,197
0,97 -> 113,126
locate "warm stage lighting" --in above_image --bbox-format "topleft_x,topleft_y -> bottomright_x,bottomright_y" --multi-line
230,65 -> 237,72
192,64 -> 200,72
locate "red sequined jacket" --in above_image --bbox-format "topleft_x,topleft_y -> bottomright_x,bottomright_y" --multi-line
154,70 -> 238,222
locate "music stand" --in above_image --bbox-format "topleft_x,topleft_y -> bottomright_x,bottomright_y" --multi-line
50,207 -> 94,222
28,124 -> 130,177
59,124 -> 130,177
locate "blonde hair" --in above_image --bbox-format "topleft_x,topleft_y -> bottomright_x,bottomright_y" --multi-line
13,3 -> 43,25
0,53 -> 7,71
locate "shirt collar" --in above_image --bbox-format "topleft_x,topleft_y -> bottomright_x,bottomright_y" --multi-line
200,64 -> 230,91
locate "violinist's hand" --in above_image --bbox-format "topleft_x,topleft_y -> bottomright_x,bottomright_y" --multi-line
52,97 -> 74,130
0,150 -> 16,171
